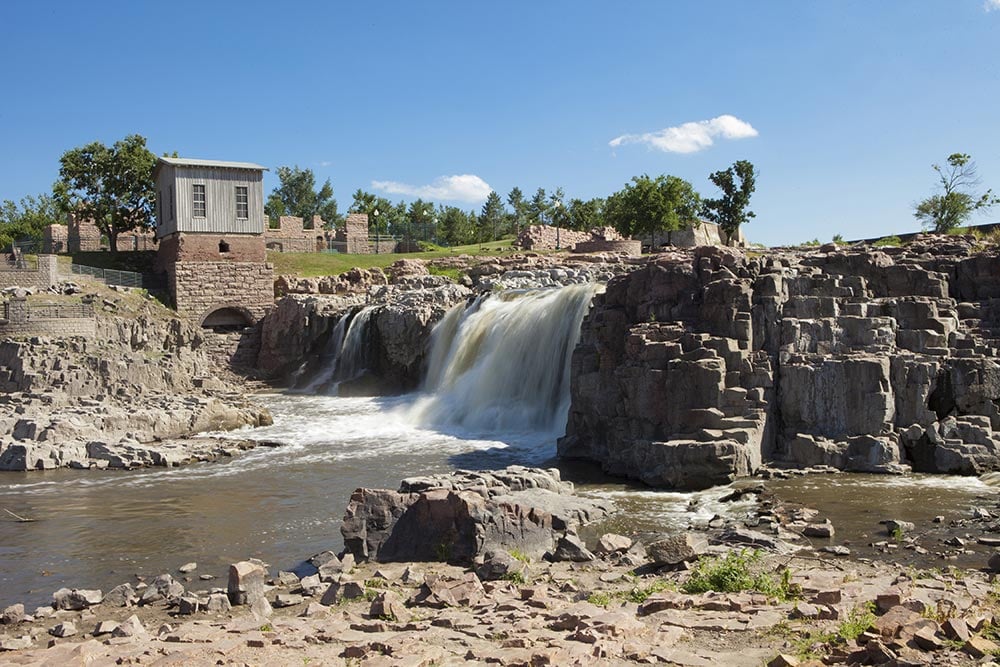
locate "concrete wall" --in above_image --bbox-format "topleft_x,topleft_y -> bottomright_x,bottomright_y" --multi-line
168,261 -> 273,322
0,255 -> 59,290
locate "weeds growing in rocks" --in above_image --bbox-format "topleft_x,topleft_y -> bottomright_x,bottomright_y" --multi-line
835,601 -> 876,642
681,549 -> 793,600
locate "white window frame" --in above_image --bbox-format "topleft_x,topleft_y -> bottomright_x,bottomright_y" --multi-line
235,185 -> 249,220
193,184 -> 207,218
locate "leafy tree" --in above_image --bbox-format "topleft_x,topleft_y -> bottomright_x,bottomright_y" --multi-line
53,134 -> 156,253
265,166 -> 341,229
604,174 -> 701,247
702,160 -> 757,243
567,197 -> 605,231
506,187 -> 526,238
527,187 -> 547,225
0,194 -> 61,251
480,191 -> 506,242
914,153 -> 999,233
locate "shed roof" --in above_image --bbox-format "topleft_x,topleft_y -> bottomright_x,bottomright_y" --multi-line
156,156 -> 268,171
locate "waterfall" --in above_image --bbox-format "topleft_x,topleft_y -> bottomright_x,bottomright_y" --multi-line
302,312 -> 350,393
409,283 -> 600,433
299,305 -> 377,394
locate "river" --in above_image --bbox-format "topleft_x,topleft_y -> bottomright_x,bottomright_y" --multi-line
0,284 -> 996,610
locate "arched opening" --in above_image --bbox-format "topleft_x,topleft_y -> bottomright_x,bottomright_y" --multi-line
266,241 -> 283,252
201,307 -> 253,333
219,239 -> 231,254
315,235 -> 326,252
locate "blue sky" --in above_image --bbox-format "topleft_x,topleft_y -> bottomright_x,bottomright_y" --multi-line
1,0 -> 998,246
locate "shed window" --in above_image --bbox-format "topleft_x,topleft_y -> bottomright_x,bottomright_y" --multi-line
193,184 -> 206,217
235,186 -> 249,220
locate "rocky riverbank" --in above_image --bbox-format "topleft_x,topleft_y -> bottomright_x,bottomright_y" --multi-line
4,466 -> 1000,665
0,285 -> 273,471
560,235 -> 1000,490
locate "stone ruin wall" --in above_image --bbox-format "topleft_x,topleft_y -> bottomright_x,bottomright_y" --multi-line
0,255 -> 59,290
516,225 -> 594,251
265,216 -> 328,253
44,215 -> 156,253
0,296 -> 96,339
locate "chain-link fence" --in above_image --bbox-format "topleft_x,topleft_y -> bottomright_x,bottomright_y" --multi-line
69,264 -> 164,289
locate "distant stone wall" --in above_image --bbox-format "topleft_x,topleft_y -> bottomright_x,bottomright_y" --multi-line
573,239 -> 642,255
59,214 -> 156,253
336,214 -> 371,254
0,297 -> 96,338
265,216 -> 328,253
42,224 -> 68,254
201,324 -> 262,371
169,261 -> 273,322
0,255 -> 59,290
517,225 -> 594,251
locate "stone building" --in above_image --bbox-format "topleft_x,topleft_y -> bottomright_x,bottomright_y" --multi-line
153,157 -> 273,328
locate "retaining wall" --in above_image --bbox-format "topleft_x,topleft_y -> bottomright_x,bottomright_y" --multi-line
0,255 -> 59,290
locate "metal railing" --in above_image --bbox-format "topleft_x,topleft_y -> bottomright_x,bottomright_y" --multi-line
69,263 -> 164,289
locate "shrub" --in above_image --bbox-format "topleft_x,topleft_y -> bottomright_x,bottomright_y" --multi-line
836,602 -> 876,642
681,549 -> 793,600
872,235 -> 902,247
427,265 -> 464,282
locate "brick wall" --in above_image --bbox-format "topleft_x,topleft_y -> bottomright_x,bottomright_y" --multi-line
169,261 -> 274,322
156,232 -> 267,271
0,255 -> 59,290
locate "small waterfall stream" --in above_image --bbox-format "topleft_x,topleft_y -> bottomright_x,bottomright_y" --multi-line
300,305 -> 378,394
408,283 -> 602,433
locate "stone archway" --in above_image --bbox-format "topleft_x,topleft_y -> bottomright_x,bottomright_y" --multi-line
199,304 -> 255,332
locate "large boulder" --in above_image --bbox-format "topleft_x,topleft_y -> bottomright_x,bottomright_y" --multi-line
341,466 -> 611,563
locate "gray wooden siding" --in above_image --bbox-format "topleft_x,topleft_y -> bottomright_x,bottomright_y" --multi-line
156,165 -> 264,237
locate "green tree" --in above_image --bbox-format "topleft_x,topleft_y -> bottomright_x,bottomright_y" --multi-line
265,166 -> 341,229
914,153 -> 999,233
53,134 -> 156,253
527,187 -> 547,225
567,197 -> 605,231
438,206 -> 474,246
604,174 -> 701,247
480,191 -> 506,243
702,160 -> 757,243
507,187 -> 527,237
407,199 -> 435,244
0,194 -> 61,251
349,189 -> 377,215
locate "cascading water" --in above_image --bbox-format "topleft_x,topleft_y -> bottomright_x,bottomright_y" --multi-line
408,283 -> 601,434
299,305 -> 377,394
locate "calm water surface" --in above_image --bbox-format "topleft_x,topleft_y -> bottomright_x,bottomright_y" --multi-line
2,392 -> 996,610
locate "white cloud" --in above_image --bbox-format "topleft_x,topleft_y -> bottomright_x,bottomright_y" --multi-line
986,0 -> 1000,11
372,174 -> 493,202
609,114 -> 759,154
317,160 -> 333,167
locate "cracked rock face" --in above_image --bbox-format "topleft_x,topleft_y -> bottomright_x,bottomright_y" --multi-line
559,236 -> 1000,489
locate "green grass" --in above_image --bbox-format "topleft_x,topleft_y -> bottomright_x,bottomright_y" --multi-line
872,235 -> 902,247
268,241 -> 522,277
